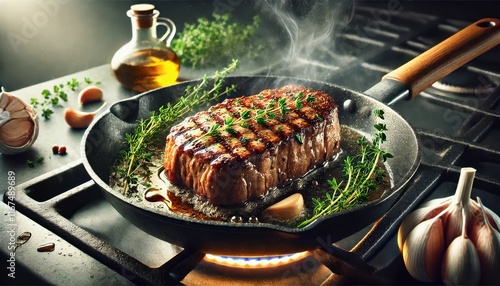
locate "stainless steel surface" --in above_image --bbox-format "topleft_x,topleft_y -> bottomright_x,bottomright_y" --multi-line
1,1 -> 499,285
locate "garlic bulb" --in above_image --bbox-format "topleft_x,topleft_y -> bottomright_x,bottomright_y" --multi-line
398,167 -> 500,285
0,87 -> 39,155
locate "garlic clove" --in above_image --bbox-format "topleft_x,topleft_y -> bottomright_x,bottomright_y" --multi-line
0,91 -> 10,108
262,193 -> 304,219
398,197 -> 450,251
441,208 -> 481,286
6,96 -> 27,112
469,197 -> 500,285
64,102 -> 106,129
442,204 -> 465,246
64,108 -> 94,129
0,119 -> 34,147
472,199 -> 500,231
402,217 -> 445,282
441,234 -> 481,285
9,109 -> 30,119
78,86 -> 103,105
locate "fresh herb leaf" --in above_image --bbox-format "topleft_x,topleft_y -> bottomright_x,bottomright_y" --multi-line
373,109 -> 385,119
41,89 -> 51,98
295,133 -> 303,144
278,98 -> 288,118
41,109 -> 54,119
256,116 -> 267,126
240,110 -> 251,120
306,93 -> 316,103
30,98 -> 39,107
294,92 -> 304,110
27,156 -> 44,168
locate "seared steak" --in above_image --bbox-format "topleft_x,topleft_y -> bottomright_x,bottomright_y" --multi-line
164,85 -> 341,206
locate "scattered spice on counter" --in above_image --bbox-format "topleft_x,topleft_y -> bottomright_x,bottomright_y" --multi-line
58,146 -> 67,155
37,243 -> 55,252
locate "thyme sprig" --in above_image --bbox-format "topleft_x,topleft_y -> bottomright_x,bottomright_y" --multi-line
115,60 -> 238,194
197,91 -> 316,143
297,109 -> 393,228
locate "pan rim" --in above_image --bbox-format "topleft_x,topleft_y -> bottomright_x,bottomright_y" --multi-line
81,75 -> 421,234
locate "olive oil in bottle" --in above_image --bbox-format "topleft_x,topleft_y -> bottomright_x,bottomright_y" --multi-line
111,4 -> 180,92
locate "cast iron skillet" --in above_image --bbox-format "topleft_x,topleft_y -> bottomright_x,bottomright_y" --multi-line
82,18 -> 499,256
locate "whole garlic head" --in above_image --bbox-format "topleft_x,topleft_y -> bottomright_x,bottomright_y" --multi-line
0,87 -> 39,155
398,168 -> 500,285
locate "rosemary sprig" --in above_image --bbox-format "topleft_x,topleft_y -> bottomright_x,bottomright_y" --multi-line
297,109 -> 393,228
115,59 -> 238,194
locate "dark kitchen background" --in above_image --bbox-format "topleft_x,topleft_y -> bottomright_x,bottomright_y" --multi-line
0,0 -> 499,91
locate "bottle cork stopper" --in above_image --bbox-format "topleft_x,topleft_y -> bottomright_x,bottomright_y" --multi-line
131,4 -> 155,15
130,4 -> 155,29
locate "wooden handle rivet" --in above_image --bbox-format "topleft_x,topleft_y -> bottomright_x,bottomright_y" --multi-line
477,21 -> 496,28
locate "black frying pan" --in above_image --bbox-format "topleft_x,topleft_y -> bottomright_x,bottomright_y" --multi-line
81,18 -> 499,256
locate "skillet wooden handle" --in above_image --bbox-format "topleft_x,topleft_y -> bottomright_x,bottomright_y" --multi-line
383,18 -> 500,98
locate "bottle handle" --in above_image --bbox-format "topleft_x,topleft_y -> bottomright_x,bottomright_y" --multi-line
156,17 -> 176,46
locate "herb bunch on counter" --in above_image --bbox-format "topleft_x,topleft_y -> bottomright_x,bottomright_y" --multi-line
172,13 -> 264,69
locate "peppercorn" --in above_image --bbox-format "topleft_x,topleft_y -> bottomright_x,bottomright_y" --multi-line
58,145 -> 67,155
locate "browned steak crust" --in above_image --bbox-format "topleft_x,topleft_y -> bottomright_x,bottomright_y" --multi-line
164,85 -> 341,206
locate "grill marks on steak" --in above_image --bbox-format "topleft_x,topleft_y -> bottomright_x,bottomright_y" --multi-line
164,85 -> 341,206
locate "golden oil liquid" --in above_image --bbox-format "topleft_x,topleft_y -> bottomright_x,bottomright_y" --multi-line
112,49 -> 180,92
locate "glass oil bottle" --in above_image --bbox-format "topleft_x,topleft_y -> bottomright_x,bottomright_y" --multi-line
111,4 -> 180,92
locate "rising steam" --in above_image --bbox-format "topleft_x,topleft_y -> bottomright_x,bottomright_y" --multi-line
259,0 -> 355,80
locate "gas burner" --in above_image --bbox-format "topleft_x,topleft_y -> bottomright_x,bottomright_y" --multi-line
204,251 -> 310,268
184,251 -> 332,286
432,67 -> 497,94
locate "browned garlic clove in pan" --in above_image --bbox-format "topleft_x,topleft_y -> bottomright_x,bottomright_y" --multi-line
262,193 -> 304,220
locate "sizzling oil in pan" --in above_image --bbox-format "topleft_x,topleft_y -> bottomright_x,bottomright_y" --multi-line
109,126 -> 392,228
